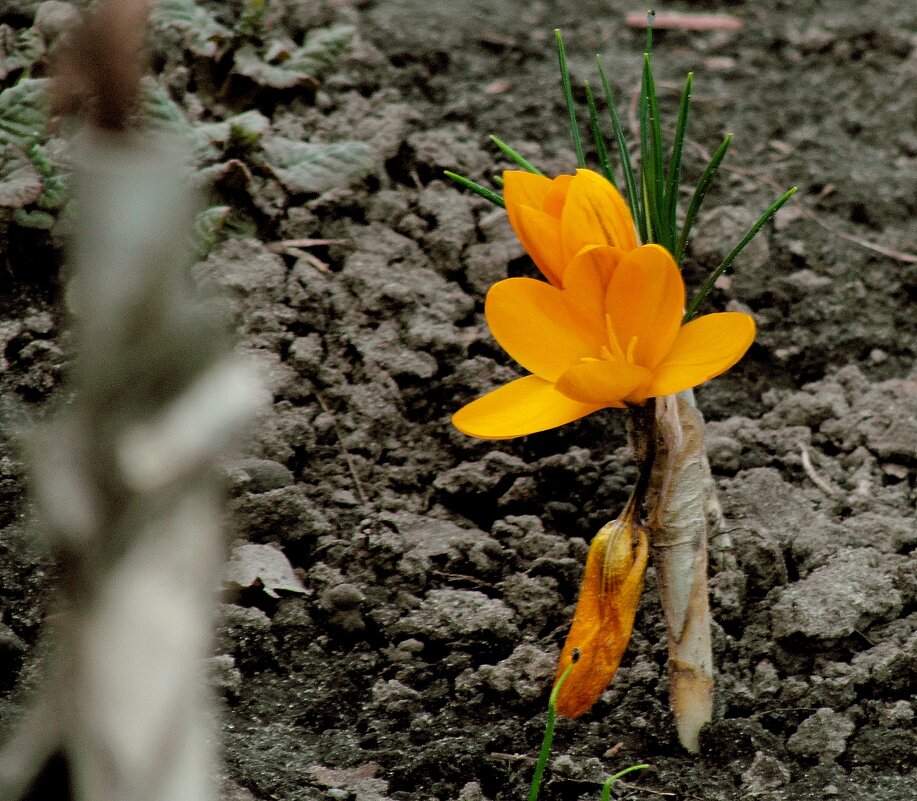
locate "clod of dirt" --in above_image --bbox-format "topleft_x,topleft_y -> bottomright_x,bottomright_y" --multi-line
771,548 -> 904,642
224,542 -> 307,598
786,707 -> 856,762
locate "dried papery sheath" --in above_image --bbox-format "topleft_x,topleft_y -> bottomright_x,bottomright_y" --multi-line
553,499 -> 649,718
645,393 -> 714,753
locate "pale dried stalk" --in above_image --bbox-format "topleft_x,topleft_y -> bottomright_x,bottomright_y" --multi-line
0,132 -> 264,801
645,394 -> 715,753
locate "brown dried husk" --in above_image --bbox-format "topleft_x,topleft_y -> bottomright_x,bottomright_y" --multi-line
641,393 -> 714,753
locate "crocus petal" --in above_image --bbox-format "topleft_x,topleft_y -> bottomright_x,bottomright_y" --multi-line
605,245 -> 684,370
553,517 -> 649,718
503,171 -> 572,286
554,360 -> 651,405
562,245 -> 622,323
560,169 -> 638,264
644,312 -> 756,397
486,278 -> 605,382
503,171 -> 573,218
506,205 -> 565,286
451,375 -> 605,439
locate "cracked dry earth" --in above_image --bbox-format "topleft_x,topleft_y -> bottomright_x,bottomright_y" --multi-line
0,1 -> 915,800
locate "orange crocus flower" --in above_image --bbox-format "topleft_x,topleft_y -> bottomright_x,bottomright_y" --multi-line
503,168 -> 638,287
553,501 -> 649,718
452,242 -> 755,439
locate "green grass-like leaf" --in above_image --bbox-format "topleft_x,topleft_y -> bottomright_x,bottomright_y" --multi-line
673,133 -> 732,265
640,52 -> 668,248
599,764 -> 651,801
664,72 -> 693,243
489,136 -> 543,175
585,81 -> 615,187
528,658 -> 577,801
684,186 -> 798,320
597,58 -> 643,242
555,30 -> 585,168
444,170 -> 504,207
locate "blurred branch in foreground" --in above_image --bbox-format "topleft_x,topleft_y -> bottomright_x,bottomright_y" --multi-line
0,2 -> 266,799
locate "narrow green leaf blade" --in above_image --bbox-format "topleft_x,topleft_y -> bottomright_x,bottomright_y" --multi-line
674,133 -> 732,264
684,186 -> 798,320
665,72 -> 693,243
585,81 -> 616,187
597,58 -> 644,242
444,171 -> 505,208
489,136 -> 543,175
555,30 -> 585,168
641,52 -> 668,247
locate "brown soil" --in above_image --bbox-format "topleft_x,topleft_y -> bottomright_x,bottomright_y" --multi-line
0,1 -> 915,800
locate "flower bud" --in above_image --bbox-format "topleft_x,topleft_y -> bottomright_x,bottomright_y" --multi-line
553,507 -> 649,718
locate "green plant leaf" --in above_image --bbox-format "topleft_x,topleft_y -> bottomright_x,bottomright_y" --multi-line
444,170 -> 504,207
555,30 -> 585,168
197,110 -> 271,152
597,58 -> 643,242
140,79 -> 195,139
0,26 -> 45,81
489,136 -> 542,175
684,186 -> 797,320
673,133 -> 732,265
234,25 -> 354,89
0,78 -> 49,150
150,0 -> 233,58
0,142 -> 42,208
12,207 -> 54,229
236,0 -> 267,38
193,205 -> 232,258
262,137 -> 375,194
290,24 -> 354,77
640,52 -> 668,248
664,72 -> 692,243
584,81 -> 615,187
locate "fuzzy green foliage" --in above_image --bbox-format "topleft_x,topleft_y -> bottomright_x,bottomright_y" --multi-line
0,0 -> 377,257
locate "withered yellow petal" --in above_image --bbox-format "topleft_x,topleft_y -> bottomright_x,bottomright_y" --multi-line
605,245 -> 684,370
485,278 -> 604,382
553,518 -> 649,718
560,169 -> 638,264
644,312 -> 756,397
451,375 -> 605,440
554,360 -> 650,405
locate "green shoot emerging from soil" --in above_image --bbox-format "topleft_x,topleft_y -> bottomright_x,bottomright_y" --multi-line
528,650 -> 651,801
447,15 -> 797,318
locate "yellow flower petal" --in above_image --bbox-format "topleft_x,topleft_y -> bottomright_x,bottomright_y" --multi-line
506,205 -> 564,286
451,375 -> 605,439
605,245 -> 684,370
554,360 -> 651,405
553,516 -> 649,718
560,169 -> 638,264
562,245 -> 622,323
485,278 -> 604,382
644,312 -> 756,397
503,171 -> 572,286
